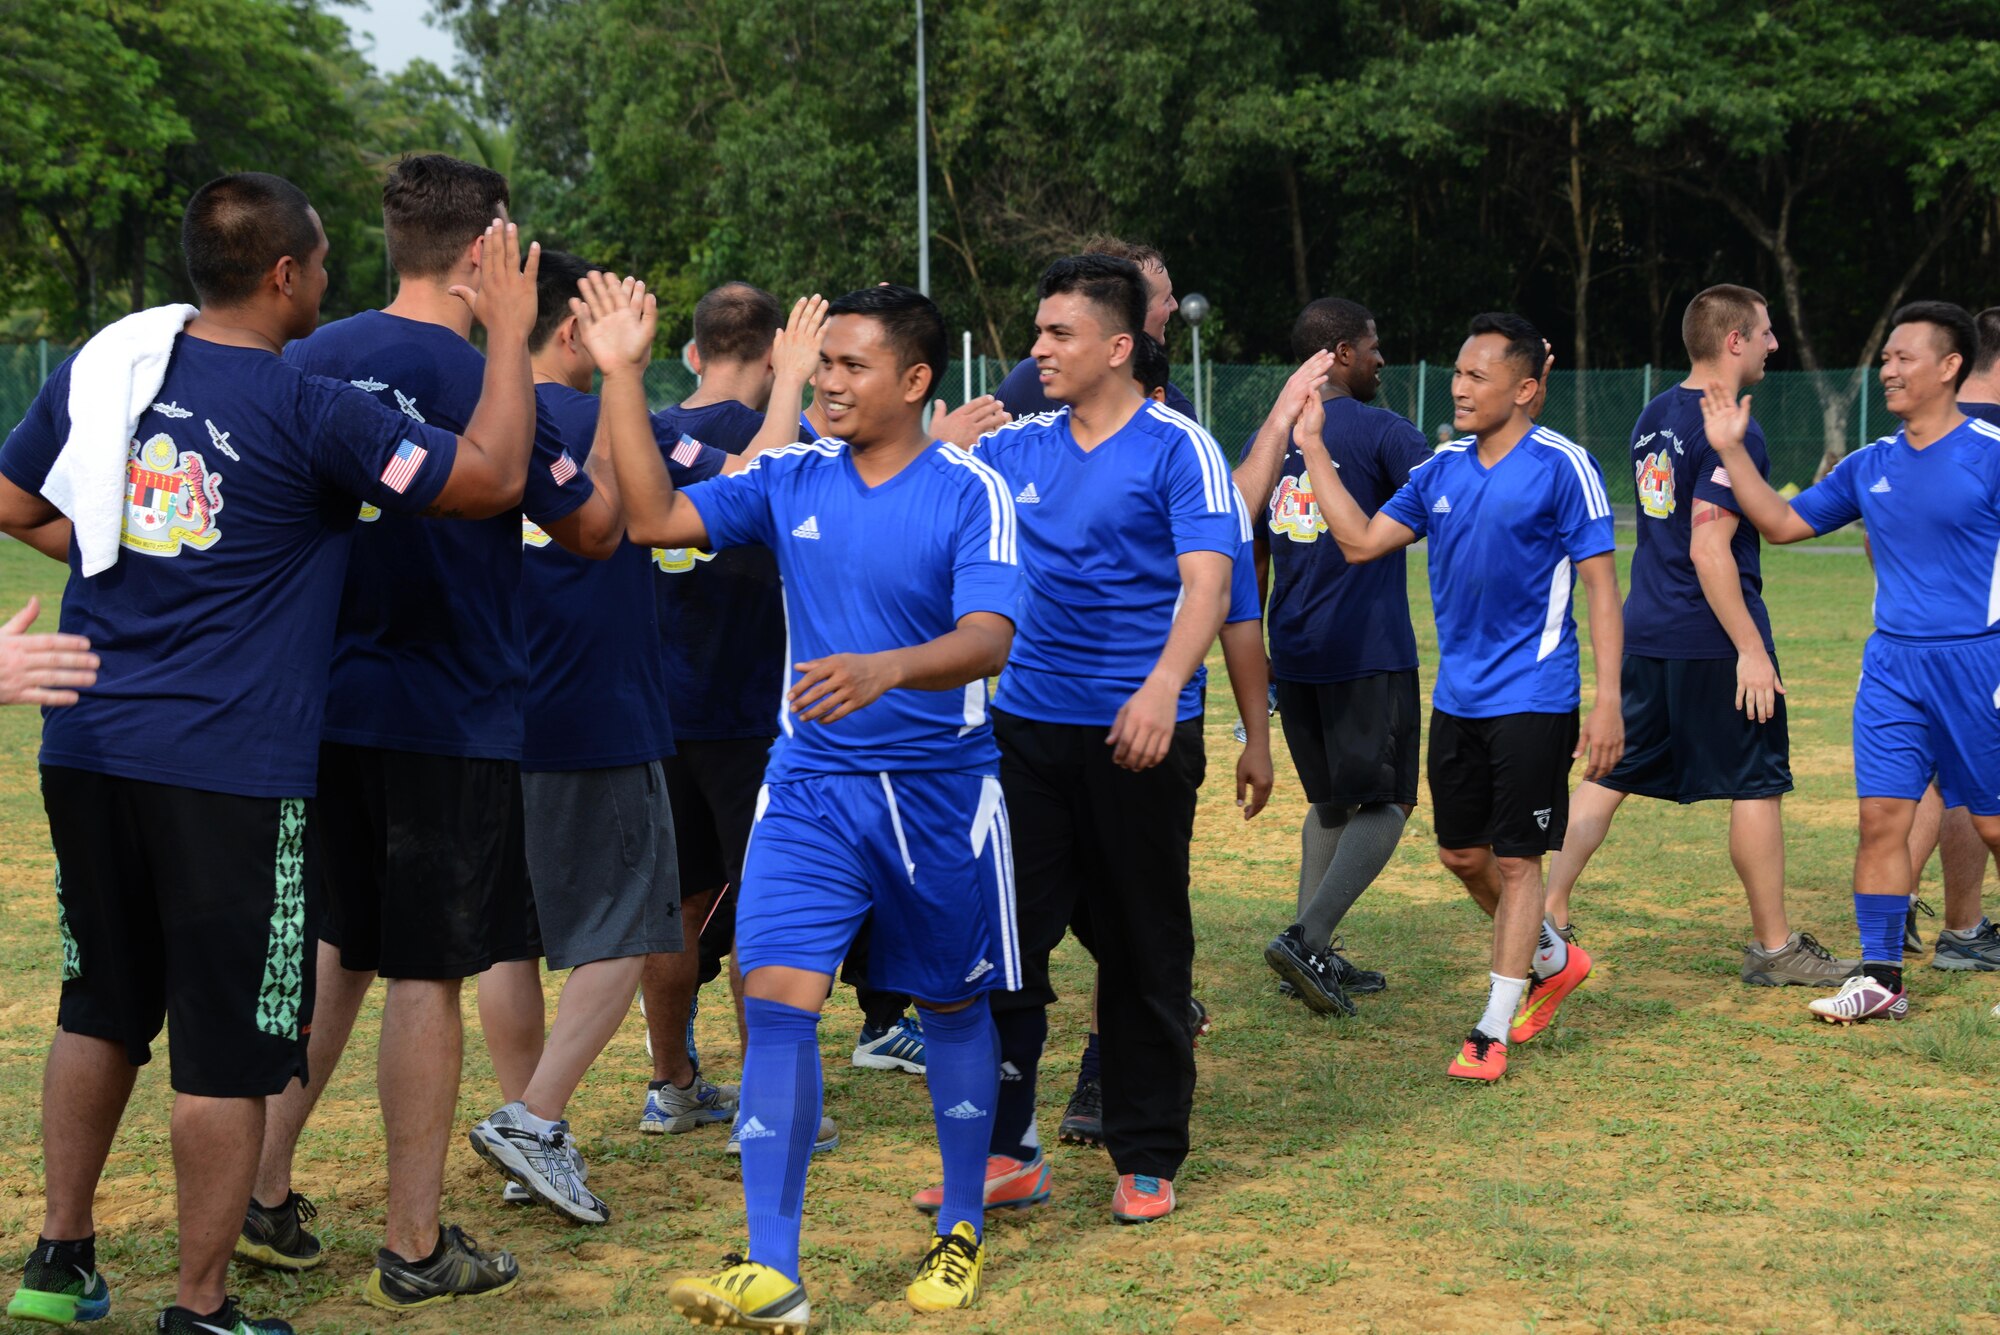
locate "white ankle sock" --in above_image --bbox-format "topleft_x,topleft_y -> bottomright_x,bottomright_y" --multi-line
1534,918 -> 1569,976
513,1104 -> 560,1137
1477,973 -> 1527,1043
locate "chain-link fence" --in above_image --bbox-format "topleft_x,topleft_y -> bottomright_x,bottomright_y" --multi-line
3,340 -> 1891,496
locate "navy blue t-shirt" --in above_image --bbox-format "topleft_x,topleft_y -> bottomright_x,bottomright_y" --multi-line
284,310 -> 594,760
1962,401 -> 2000,428
651,399 -> 785,743
0,337 -> 456,796
1261,396 -> 1432,682
521,384 -> 725,771
995,357 -> 1197,424
1624,385 -> 1775,660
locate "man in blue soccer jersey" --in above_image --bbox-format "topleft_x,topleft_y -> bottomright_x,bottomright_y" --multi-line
587,274 -> 1022,1323
1299,313 -> 1623,1082
0,175 -> 540,1335
1543,285 -> 1859,987
1697,300 -> 2000,1023
243,156 -> 625,1309
970,254 -> 1246,1223
994,237 -> 1195,420
1232,298 -> 1432,1014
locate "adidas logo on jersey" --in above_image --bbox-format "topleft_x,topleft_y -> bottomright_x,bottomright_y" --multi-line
1870,477 -> 1892,493
1433,495 -> 1453,513
942,1100 -> 988,1120
965,958 -> 994,983
792,515 -> 822,539
1014,482 -> 1042,504
737,1116 -> 778,1140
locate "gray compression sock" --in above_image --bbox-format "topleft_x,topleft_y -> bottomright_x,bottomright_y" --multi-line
1298,803 -> 1349,918
1299,802 -> 1408,946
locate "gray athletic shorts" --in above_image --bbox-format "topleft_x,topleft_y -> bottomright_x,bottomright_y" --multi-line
522,762 -> 684,970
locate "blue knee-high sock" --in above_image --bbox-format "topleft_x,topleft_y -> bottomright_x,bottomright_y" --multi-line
741,997 -> 824,1280
920,997 -> 1001,1241
1855,892 -> 1907,973
989,1006 -> 1045,1160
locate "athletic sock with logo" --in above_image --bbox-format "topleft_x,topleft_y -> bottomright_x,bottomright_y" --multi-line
919,996 -> 1000,1241
740,997 -> 823,1281
1477,973 -> 1527,1044
1855,892 -> 1907,990
1533,916 -> 1570,978
989,1007 -> 1046,1161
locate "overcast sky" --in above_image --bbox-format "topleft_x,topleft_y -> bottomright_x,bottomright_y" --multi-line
346,0 -> 464,74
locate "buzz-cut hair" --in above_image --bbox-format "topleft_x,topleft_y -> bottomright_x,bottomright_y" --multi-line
1973,305 -> 2000,377
1079,234 -> 1166,273
1466,312 -> 1545,382
180,173 -> 320,306
1038,254 -> 1148,341
1891,300 -> 1978,388
826,284 -> 947,399
381,153 -> 510,281
694,282 -> 782,364
529,249 -> 605,353
1682,284 -> 1768,363
1291,297 -> 1375,363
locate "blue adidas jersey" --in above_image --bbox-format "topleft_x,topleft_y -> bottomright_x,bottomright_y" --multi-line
1791,416 -> 2000,640
0,337 -> 455,797
683,438 -> 1022,778
1380,425 -> 1615,717
1624,386 -> 1775,660
284,310 -> 594,760
976,402 -> 1250,726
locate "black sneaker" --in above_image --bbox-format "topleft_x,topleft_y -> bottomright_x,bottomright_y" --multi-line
157,1296 -> 292,1334
235,1191 -> 321,1272
7,1237 -> 110,1324
1057,1076 -> 1103,1147
362,1225 -> 519,1312
1906,897 -> 1935,953
1263,924 -> 1357,1017
1326,936 -> 1387,994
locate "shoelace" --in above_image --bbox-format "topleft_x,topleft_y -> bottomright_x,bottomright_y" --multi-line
919,1232 -> 978,1286
1130,1174 -> 1164,1195
1465,1030 -> 1498,1060
1794,932 -> 1835,961
1912,897 -> 1937,920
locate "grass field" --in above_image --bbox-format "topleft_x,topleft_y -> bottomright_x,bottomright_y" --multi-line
0,535 -> 1995,1335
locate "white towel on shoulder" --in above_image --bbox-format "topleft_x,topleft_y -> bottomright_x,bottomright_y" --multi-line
49,303 -> 198,577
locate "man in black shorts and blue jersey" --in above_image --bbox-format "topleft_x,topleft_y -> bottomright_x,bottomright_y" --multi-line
0,174 -> 539,1335
1545,284 -> 1859,987
1232,297 -> 1430,1015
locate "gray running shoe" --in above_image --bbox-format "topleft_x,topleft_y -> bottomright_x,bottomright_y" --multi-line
642,1076 -> 739,1134
502,1137 -> 586,1203
1741,931 -> 1862,986
1264,924 -> 1357,1016
363,1225 -> 518,1312
1932,918 -> 2000,970
469,1103 -> 609,1225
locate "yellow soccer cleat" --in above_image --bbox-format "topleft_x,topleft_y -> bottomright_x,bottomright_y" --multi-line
668,1254 -> 811,1332
906,1220 -> 984,1312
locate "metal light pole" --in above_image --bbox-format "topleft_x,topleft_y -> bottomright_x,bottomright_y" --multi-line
1180,292 -> 1211,426
915,0 -> 930,296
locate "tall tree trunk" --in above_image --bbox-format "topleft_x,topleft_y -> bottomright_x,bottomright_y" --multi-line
1280,158 -> 1310,307
1567,113 -> 1593,446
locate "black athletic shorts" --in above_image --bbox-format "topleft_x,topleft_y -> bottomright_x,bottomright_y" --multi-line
1427,709 -> 1580,857
663,736 -> 772,984
1276,671 -> 1421,807
41,766 -> 314,1098
314,742 -> 534,980
1598,654 -> 1792,803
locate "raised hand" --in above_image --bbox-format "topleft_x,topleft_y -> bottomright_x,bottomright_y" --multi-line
572,269 -> 658,375
771,295 -> 829,385
932,394 -> 1011,448
449,219 -> 539,344
1277,351 -> 1337,426
1291,379 -> 1328,451
1699,381 -> 1754,455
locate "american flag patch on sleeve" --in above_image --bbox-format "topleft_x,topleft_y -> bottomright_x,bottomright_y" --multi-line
671,435 -> 704,468
1711,464 -> 1732,488
550,451 -> 578,486
379,438 -> 428,494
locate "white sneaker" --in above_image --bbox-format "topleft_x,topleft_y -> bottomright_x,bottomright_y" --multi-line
1806,973 -> 1908,1023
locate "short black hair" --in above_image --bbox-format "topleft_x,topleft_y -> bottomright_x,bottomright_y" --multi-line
826,284 -> 947,399
530,249 -> 602,353
1973,305 -> 2000,377
1290,297 -> 1374,363
181,173 -> 320,306
1891,300 -> 1977,387
694,282 -> 782,364
1466,312 -> 1545,382
382,153 -> 510,280
1037,254 -> 1148,340
1129,332 -> 1171,398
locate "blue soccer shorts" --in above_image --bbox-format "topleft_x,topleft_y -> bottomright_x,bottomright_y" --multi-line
1853,632 -> 2000,816
734,769 -> 1021,1004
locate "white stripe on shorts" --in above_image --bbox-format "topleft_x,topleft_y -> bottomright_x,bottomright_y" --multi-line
880,773 -> 917,882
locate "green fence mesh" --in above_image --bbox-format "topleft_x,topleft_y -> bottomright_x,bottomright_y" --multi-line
4,341 -> 1890,497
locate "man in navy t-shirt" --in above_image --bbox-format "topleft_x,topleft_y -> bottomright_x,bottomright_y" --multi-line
247,156 -> 623,1311
1234,297 -> 1432,1015
993,236 -> 1196,421
0,174 -> 540,1335
1960,306 -> 2000,427
1302,313 -> 1624,1084
1545,285 -> 1859,990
